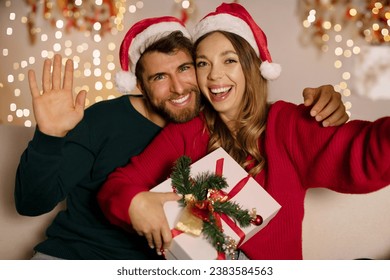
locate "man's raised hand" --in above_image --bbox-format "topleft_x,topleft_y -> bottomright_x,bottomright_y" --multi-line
28,54 -> 87,137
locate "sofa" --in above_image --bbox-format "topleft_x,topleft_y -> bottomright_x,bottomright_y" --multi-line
0,124 -> 64,260
0,124 -> 389,259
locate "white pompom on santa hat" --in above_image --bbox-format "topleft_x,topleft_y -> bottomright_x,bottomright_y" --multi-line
192,2 -> 281,81
116,16 -> 191,94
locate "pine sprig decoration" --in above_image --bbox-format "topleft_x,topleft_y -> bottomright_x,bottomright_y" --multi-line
202,217 -> 226,252
213,201 -> 252,227
170,155 -> 254,255
191,172 -> 227,201
171,156 -> 228,198
171,156 -> 192,194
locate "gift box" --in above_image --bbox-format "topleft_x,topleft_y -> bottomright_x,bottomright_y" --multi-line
151,147 -> 281,260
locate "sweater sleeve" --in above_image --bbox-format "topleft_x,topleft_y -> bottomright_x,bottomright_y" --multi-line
270,101 -> 390,193
14,120 -> 95,216
97,117 -> 208,230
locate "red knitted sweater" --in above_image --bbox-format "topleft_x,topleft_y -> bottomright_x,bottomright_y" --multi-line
98,101 -> 390,259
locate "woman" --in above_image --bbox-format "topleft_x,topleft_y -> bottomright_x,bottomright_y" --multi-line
98,3 -> 390,259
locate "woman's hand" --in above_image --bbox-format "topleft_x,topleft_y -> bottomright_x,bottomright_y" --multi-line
129,191 -> 181,255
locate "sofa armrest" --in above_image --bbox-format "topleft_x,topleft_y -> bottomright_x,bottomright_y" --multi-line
0,125 -> 64,260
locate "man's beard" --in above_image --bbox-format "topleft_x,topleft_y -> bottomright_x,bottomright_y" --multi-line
147,87 -> 202,123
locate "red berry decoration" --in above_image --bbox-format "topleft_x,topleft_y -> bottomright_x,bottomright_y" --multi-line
251,215 -> 263,226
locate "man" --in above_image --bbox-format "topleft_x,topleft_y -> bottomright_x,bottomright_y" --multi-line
14,16 -> 348,260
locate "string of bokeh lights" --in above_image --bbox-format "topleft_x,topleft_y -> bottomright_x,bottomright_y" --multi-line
1,0 -> 196,127
300,0 -> 390,118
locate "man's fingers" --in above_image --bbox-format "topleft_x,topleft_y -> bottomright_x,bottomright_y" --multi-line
311,94 -> 332,118
28,70 -> 40,98
42,58 -> 52,93
63,59 -> 74,91
330,113 -> 349,126
52,54 -> 62,90
314,92 -> 342,121
314,102 -> 335,122
75,90 -> 87,112
322,108 -> 349,127
302,88 -> 316,106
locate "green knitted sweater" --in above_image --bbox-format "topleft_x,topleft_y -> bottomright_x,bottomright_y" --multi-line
15,95 -> 163,259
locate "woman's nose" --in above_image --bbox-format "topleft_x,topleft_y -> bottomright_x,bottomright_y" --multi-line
208,65 -> 223,80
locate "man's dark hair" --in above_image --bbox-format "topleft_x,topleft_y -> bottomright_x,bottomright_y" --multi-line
135,31 -> 193,86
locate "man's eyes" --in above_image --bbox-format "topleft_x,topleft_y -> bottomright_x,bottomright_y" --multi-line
179,64 -> 194,72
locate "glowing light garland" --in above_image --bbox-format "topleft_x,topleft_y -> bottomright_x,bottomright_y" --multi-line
299,0 -> 390,114
300,0 -> 390,49
0,0 -> 144,126
25,0 -> 121,44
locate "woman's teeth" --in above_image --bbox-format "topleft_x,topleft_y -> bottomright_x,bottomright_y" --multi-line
210,87 -> 231,94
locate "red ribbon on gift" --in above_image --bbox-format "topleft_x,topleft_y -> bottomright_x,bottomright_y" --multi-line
171,157 -> 251,259
214,158 -> 250,259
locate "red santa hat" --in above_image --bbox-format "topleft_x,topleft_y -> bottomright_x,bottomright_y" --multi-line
116,16 -> 191,93
192,2 -> 281,80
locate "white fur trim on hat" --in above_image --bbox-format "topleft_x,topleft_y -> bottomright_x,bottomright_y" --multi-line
259,61 -> 282,81
192,14 -> 260,57
115,70 -> 137,94
128,21 -> 191,74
